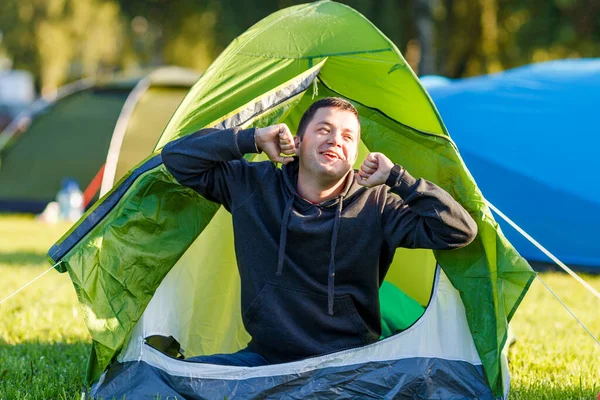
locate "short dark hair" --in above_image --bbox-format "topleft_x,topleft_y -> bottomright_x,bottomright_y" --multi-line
296,97 -> 360,138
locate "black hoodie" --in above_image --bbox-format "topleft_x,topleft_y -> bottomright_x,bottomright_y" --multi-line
162,127 -> 477,364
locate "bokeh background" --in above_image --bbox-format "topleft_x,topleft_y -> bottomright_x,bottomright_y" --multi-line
0,1 -> 599,398
2,0 -> 600,95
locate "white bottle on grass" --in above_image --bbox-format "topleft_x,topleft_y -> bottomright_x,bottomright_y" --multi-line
57,179 -> 84,222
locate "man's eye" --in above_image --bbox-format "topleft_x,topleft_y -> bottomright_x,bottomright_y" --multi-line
344,135 -> 353,141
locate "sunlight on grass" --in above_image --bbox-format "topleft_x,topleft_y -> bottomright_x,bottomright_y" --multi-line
1,215 -> 90,399
0,215 -> 599,399
509,273 -> 600,399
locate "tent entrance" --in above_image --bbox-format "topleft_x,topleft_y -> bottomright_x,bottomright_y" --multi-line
97,266 -> 490,399
118,78 -> 438,362
120,212 -> 437,363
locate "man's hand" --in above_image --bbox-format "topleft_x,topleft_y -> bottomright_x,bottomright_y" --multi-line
357,152 -> 394,187
255,124 -> 295,164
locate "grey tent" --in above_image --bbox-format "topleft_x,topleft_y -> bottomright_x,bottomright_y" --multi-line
0,66 -> 199,213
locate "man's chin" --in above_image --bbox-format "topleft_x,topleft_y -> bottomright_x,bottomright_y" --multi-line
317,164 -> 351,179
300,159 -> 351,180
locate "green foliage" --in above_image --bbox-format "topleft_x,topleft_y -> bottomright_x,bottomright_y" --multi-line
3,0 -> 600,91
434,0 -> 600,77
0,0 -> 127,94
0,215 -> 599,398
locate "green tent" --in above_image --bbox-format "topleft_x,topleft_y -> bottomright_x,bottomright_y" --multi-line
48,2 -> 535,398
0,67 -> 199,213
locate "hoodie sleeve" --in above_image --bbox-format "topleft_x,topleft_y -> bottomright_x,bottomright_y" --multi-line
161,127 -> 260,210
381,168 -> 478,250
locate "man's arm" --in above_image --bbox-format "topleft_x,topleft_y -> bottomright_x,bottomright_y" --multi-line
161,125 -> 295,209
358,152 -> 477,250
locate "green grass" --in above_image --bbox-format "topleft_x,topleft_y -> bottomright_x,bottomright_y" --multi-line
1,215 -> 599,399
0,215 -> 89,399
508,272 -> 600,399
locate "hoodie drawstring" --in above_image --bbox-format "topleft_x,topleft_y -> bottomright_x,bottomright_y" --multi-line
275,196 -> 344,315
276,196 -> 295,276
327,200 -> 343,315
276,161 -> 351,316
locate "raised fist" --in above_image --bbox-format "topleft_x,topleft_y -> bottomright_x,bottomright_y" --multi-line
357,152 -> 394,187
255,124 -> 295,164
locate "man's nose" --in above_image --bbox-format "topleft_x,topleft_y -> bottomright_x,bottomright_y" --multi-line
327,130 -> 343,146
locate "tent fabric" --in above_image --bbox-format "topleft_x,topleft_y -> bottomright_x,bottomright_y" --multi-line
104,87 -> 190,187
48,1 -> 535,398
92,358 -> 493,399
379,281 -> 425,336
420,59 -> 600,268
101,66 -> 200,194
0,67 -> 199,213
92,269 -> 495,399
0,84 -> 131,213
0,79 -> 94,152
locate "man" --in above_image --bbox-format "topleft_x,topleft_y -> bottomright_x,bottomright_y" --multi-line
161,97 -> 477,367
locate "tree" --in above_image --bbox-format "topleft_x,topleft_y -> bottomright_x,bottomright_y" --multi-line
0,0 -> 125,93
415,0 -> 436,75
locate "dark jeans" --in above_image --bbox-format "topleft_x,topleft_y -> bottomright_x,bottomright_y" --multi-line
187,348 -> 271,367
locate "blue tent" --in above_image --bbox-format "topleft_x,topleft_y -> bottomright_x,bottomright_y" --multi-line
421,59 -> 600,269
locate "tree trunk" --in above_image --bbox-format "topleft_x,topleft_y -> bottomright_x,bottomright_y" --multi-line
415,0 -> 436,76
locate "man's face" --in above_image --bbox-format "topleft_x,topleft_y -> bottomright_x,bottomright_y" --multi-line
295,107 -> 360,182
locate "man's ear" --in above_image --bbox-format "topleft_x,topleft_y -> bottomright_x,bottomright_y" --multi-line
294,135 -> 301,149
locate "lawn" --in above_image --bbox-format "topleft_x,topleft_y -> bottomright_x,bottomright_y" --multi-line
0,215 -> 598,399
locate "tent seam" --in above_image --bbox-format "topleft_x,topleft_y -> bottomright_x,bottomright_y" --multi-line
317,78 -> 454,146
235,48 -> 392,60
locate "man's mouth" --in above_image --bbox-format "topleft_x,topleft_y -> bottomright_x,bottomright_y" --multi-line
321,151 -> 344,161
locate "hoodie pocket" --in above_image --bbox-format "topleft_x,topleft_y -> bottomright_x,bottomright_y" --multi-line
243,283 -> 275,324
340,296 -> 372,342
242,283 -> 375,361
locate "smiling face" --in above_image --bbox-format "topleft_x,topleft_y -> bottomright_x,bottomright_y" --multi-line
294,106 -> 360,185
